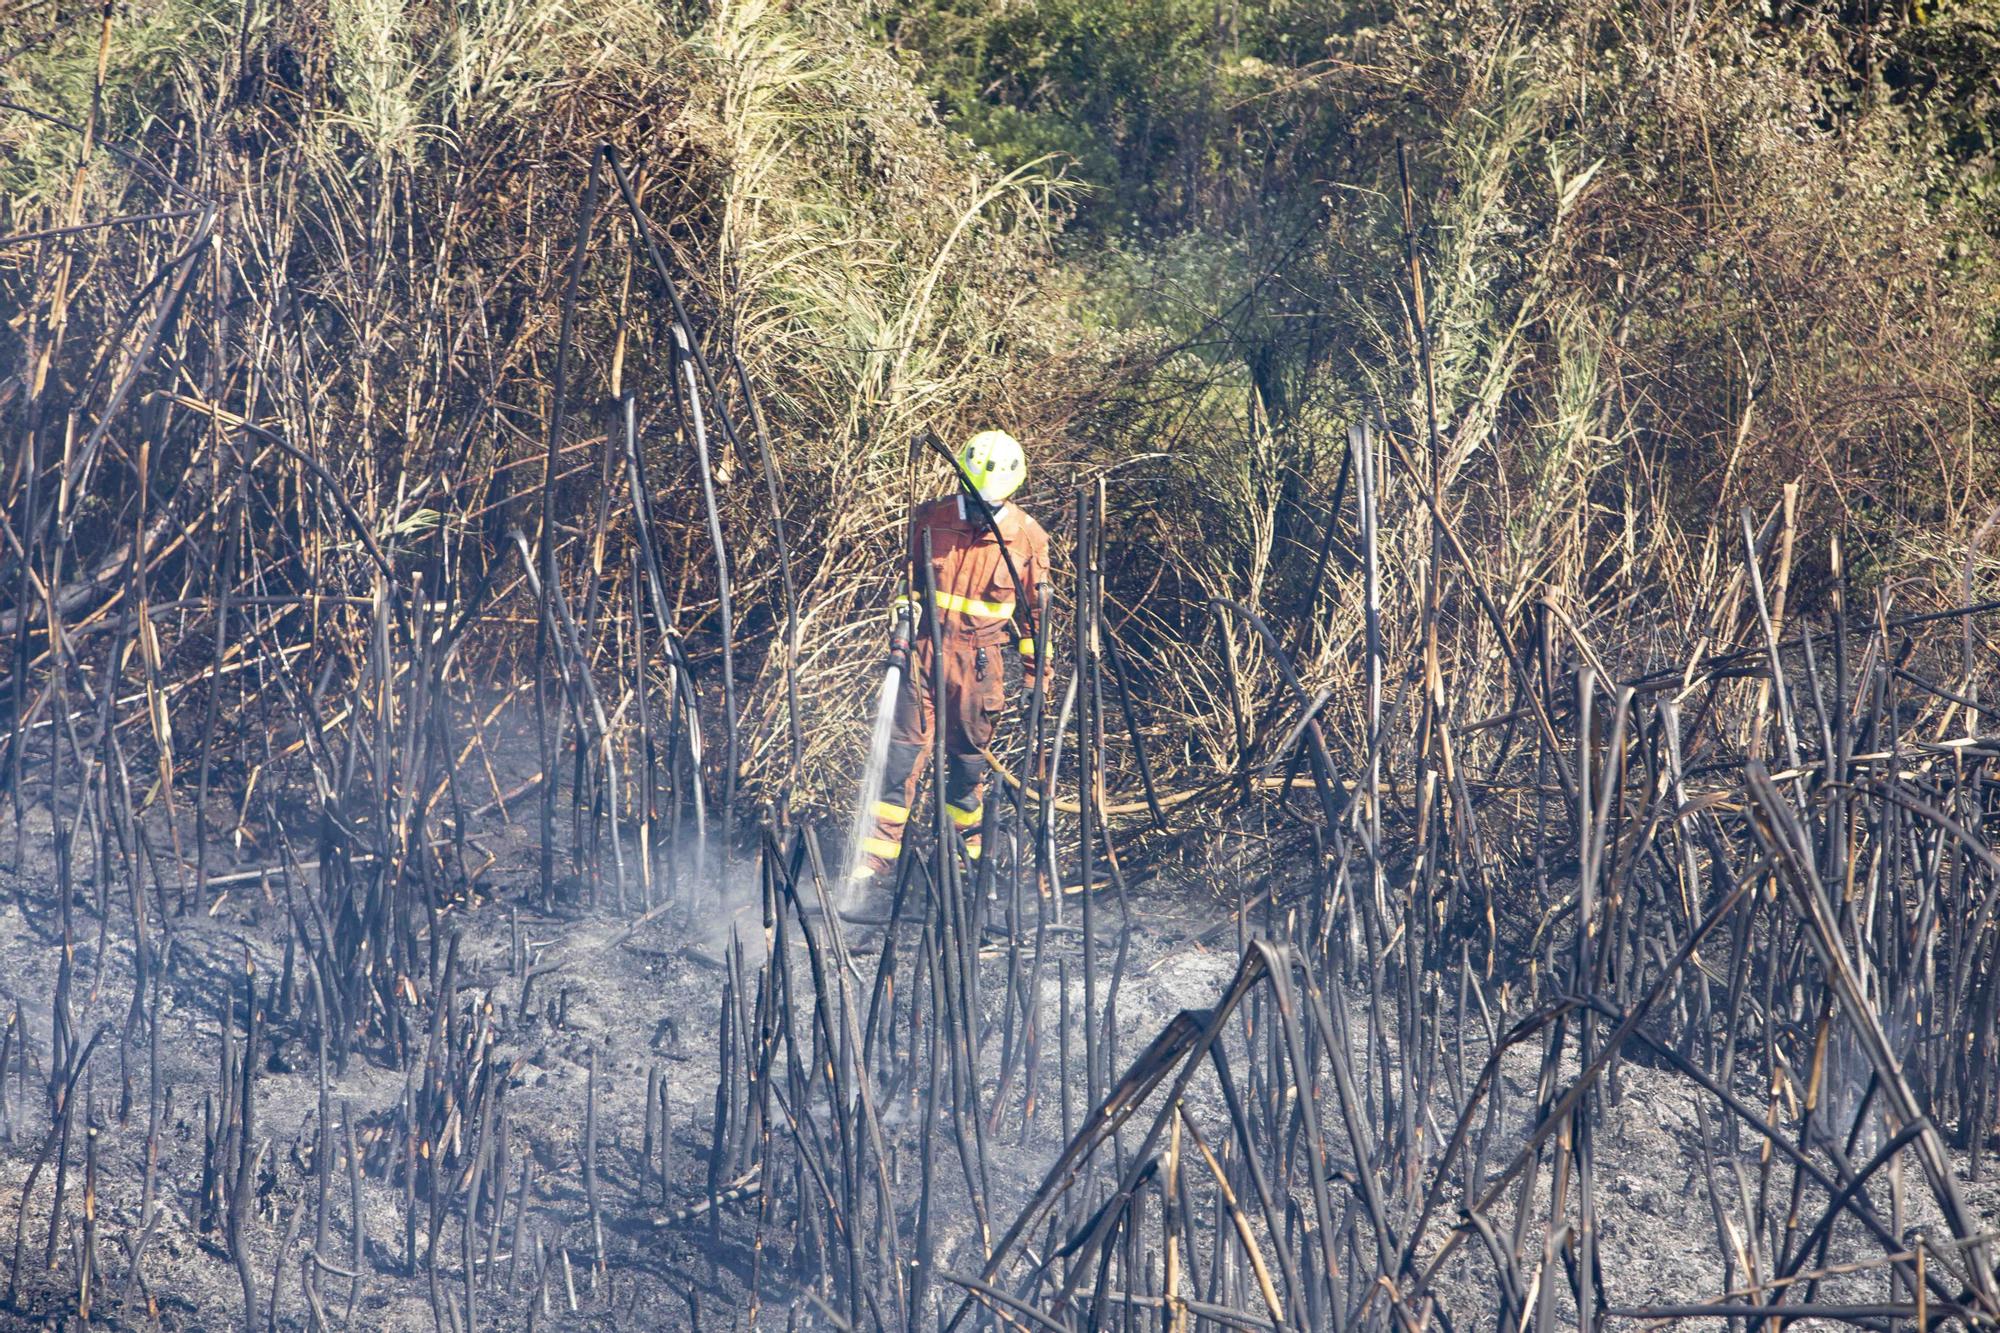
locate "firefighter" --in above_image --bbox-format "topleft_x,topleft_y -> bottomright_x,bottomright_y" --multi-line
855,429 -> 1049,887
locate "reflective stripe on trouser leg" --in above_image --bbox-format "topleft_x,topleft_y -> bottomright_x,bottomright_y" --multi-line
944,751 -> 989,834
860,836 -> 904,862
947,798 -> 984,860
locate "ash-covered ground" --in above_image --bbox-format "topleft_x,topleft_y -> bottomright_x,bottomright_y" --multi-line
0,791 -> 1994,1332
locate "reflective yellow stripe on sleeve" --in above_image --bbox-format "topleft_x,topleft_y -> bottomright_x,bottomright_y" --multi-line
861,836 -> 904,860
932,591 -> 1016,619
946,803 -> 983,829
1018,637 -> 1037,657
872,800 -> 911,823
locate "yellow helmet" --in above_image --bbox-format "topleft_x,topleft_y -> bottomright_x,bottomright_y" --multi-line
958,429 -> 1026,504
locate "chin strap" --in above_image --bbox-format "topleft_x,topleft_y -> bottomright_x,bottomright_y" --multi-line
956,494 -> 1008,523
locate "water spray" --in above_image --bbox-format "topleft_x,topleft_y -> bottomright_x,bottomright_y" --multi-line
840,589 -> 914,909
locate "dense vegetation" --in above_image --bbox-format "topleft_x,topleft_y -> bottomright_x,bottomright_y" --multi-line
2,0 -> 1996,816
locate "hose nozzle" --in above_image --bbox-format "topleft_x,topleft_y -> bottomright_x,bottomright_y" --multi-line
887,592 -> 914,674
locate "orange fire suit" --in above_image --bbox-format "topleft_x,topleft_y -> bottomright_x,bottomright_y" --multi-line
860,494 -> 1049,878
